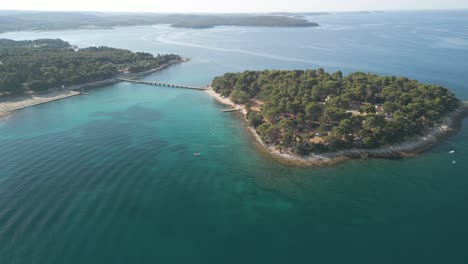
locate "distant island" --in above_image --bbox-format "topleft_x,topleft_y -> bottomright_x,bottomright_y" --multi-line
209,69 -> 468,165
0,38 -> 181,96
164,15 -> 318,29
0,12 -> 319,33
267,12 -> 329,16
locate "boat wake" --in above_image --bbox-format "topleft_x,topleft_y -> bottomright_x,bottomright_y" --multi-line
143,31 -> 317,65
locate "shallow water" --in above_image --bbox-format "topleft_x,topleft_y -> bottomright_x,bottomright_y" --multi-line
1,10 -> 468,264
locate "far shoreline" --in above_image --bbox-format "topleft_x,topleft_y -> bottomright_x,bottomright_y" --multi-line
0,58 -> 187,120
205,87 -> 468,167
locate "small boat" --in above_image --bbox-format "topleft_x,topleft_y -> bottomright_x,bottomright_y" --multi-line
452,160 -> 456,164
449,150 -> 455,154
194,153 -> 201,156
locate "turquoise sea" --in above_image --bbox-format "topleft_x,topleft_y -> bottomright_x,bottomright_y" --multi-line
1,10 -> 468,263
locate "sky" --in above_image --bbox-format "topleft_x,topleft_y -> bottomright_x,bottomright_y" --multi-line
1,0 -> 467,13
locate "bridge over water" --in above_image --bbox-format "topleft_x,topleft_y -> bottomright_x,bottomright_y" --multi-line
118,78 -> 208,91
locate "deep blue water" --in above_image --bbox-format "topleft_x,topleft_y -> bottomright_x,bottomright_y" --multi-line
1,10 -> 468,264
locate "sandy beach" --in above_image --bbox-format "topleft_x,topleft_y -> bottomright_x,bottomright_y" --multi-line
0,90 -> 81,119
205,88 -> 237,107
205,87 -> 468,167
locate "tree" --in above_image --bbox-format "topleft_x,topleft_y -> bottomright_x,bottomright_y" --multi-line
321,106 -> 349,123
257,123 -> 280,144
229,89 -> 250,104
282,131 -> 294,148
296,113 -> 305,124
363,114 -> 386,131
337,119 -> 354,135
362,135 -> 378,148
247,112 -> 264,128
305,102 -> 321,121
359,104 -> 376,114
0,72 -> 23,94
293,142 -> 308,155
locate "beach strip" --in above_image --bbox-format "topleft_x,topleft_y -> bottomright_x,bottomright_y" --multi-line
0,90 -> 81,119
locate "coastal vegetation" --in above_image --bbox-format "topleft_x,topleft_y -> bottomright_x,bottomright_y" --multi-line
0,38 -> 180,96
0,12 -> 319,33
212,69 -> 460,155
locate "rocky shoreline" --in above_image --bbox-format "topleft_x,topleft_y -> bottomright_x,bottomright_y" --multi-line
205,87 -> 468,167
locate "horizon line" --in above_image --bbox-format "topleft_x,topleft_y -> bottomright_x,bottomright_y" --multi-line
1,7 -> 467,15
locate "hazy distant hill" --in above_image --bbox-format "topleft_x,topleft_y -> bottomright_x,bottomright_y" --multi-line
163,15 -> 319,28
0,11 -> 319,33
267,12 -> 329,16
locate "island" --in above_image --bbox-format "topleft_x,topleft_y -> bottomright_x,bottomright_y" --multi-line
0,12 -> 319,33
163,15 -> 318,29
209,69 -> 468,166
0,38 -> 183,117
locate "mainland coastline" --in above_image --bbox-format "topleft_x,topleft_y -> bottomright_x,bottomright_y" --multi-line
0,58 -> 187,120
205,87 -> 468,167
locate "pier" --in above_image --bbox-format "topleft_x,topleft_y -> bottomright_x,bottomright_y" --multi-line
118,78 -> 208,90
222,108 -> 241,112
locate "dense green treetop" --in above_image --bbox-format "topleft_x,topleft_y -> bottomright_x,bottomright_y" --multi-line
0,39 -> 180,95
212,69 -> 460,155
